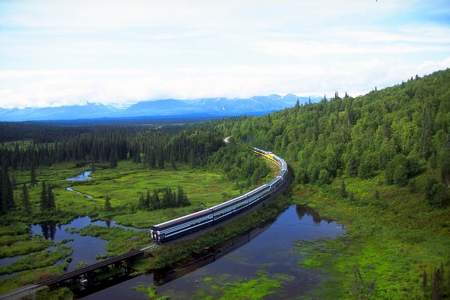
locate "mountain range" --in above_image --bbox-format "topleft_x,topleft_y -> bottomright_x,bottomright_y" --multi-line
0,94 -> 315,122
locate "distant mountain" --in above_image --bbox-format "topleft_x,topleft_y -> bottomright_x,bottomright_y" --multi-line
0,95 -> 316,122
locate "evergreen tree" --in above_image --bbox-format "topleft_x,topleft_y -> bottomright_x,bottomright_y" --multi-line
137,193 -> 147,210
30,164 -> 37,186
47,184 -> 56,210
145,190 -> 150,209
177,186 -> 190,206
109,149 -> 118,168
1,168 -> 14,212
339,180 -> 348,198
104,194 -> 112,211
40,181 -> 47,212
152,190 -> 160,209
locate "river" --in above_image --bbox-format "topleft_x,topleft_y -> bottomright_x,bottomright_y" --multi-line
82,204 -> 344,299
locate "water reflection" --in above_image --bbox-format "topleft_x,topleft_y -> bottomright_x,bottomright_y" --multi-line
295,205 -> 332,224
39,222 -> 57,240
82,205 -> 345,300
66,170 -> 92,182
30,217 -> 107,271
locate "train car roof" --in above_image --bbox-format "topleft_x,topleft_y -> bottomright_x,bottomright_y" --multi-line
153,207 -> 212,229
209,184 -> 269,211
153,150 -> 287,231
153,184 -> 270,230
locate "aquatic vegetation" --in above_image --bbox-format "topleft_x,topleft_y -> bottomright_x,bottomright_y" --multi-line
0,237 -> 52,258
0,264 -> 67,295
0,244 -> 73,275
293,175 -> 450,299
135,284 -> 169,300
194,272 -> 293,300
0,223 -> 28,236
67,225 -> 149,257
35,287 -> 73,300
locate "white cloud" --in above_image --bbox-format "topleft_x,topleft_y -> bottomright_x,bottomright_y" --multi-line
0,0 -> 449,108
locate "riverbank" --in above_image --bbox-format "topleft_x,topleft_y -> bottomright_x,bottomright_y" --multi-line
0,161 -> 248,295
292,175 -> 450,299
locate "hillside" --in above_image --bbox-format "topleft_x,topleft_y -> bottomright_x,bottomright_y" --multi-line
217,69 -> 450,299
221,69 -> 450,203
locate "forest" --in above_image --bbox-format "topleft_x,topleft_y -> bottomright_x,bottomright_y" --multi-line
0,122 -> 269,216
218,69 -> 450,208
215,69 -> 450,298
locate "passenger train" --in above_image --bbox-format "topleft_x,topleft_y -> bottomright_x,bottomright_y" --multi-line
150,147 -> 288,243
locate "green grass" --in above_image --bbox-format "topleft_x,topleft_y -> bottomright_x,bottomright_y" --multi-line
135,272 -> 293,300
0,237 -> 52,258
0,243 -> 72,275
0,264 -> 67,295
10,161 -> 244,227
1,158 -> 276,296
194,272 -> 292,300
71,162 -> 243,227
293,173 -> 450,300
67,225 -> 149,258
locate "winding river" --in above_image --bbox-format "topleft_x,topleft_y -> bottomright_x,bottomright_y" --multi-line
81,204 -> 344,299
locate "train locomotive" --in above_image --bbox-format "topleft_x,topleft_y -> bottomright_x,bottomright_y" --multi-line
150,147 -> 288,243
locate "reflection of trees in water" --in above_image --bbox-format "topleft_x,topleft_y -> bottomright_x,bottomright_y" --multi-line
40,222 -> 57,240
105,220 -> 111,228
295,205 -> 326,224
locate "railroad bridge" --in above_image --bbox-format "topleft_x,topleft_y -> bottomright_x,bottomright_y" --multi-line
0,247 -> 154,300
0,145 -> 288,300
40,249 -> 144,289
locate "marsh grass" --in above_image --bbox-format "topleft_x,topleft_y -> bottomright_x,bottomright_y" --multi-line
293,173 -> 450,299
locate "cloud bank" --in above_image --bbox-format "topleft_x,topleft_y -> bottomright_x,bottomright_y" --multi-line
0,0 -> 449,108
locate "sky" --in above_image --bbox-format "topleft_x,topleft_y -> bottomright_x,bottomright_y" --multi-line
0,0 -> 450,108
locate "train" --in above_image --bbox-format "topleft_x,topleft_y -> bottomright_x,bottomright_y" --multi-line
149,147 -> 288,243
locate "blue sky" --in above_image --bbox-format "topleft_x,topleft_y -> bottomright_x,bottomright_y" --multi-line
0,0 -> 449,108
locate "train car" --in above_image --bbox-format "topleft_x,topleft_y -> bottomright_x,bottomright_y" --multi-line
150,147 -> 288,243
211,184 -> 271,222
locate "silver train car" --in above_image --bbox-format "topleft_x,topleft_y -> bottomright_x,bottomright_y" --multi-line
150,147 -> 288,243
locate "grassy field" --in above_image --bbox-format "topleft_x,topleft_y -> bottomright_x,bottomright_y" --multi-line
9,161 -> 245,226
0,161 -> 252,295
292,173 -> 450,299
71,161 -> 244,227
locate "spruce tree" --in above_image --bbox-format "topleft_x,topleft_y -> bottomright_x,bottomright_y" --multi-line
138,193 -> 146,209
30,164 -> 37,186
40,181 -> 47,212
144,190 -> 150,209
0,171 -> 3,214
47,184 -> 55,210
104,194 -> 112,211
1,168 -> 14,212
177,186 -> 190,206
339,180 -> 348,198
152,190 -> 160,209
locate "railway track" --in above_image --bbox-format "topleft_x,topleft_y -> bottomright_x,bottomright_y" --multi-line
1,145 -> 288,299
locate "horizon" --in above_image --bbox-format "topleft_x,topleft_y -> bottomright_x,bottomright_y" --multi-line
1,1 -> 450,109
0,93 -> 312,110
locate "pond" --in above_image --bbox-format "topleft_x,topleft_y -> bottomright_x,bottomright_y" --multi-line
30,217 -> 107,271
82,204 -> 344,299
30,217 -> 141,272
66,170 -> 92,182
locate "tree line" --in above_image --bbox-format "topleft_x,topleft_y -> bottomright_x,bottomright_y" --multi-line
0,125 -> 224,171
0,168 -> 55,215
137,186 -> 190,211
